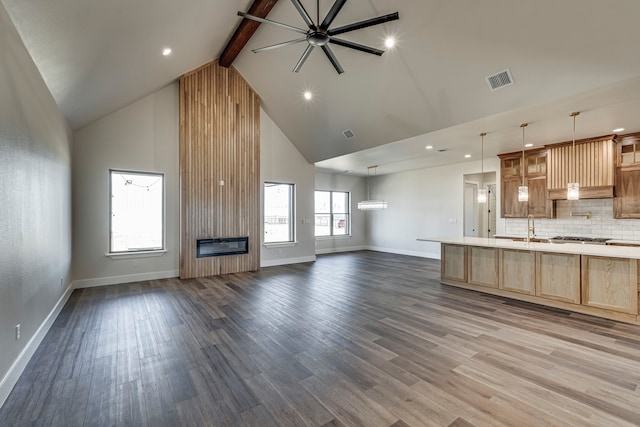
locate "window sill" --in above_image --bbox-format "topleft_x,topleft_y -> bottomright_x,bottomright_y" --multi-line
105,250 -> 167,260
315,235 -> 352,241
263,242 -> 297,248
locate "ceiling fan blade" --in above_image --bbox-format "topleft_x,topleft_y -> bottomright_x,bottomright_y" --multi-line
290,0 -> 315,29
237,11 -> 308,35
329,37 -> 384,56
293,45 -> 315,73
328,12 -> 399,36
252,38 -> 307,53
320,0 -> 347,30
321,45 -> 344,74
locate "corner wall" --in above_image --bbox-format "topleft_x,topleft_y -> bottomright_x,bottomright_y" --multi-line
0,3 -> 73,406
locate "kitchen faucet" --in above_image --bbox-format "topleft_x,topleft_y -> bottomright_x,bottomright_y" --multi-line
527,214 -> 535,243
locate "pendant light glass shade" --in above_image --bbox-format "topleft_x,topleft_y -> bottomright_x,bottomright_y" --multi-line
477,189 -> 487,204
358,165 -> 388,210
519,123 -> 529,202
477,132 -> 487,204
518,185 -> 529,202
567,112 -> 580,200
567,182 -> 580,201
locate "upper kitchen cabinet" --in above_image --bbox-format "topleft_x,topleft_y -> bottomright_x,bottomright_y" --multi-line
614,132 -> 640,218
546,135 -> 616,200
499,149 -> 553,218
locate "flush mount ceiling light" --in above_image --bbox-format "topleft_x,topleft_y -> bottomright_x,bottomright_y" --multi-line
477,132 -> 487,204
567,112 -> 581,201
518,123 -> 529,202
358,165 -> 388,210
238,0 -> 399,74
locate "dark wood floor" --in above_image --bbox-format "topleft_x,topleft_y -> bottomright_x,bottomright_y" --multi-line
2,251 -> 640,426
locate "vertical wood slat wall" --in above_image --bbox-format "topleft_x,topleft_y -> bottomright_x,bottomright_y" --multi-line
179,60 -> 260,279
547,137 -> 614,190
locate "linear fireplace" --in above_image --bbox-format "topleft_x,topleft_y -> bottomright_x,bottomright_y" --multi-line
196,237 -> 249,258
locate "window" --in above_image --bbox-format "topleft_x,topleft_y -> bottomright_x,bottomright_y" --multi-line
315,190 -> 350,237
110,170 -> 164,253
264,182 -> 294,244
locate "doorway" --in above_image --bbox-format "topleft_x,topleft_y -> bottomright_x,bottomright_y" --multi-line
463,172 -> 496,238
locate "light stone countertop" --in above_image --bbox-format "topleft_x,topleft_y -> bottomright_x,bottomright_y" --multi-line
417,236 -> 640,259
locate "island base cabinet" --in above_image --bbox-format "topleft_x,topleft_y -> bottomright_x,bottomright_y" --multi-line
442,244 -> 467,283
535,252 -> 581,304
468,247 -> 498,288
499,249 -> 536,295
581,256 -> 638,314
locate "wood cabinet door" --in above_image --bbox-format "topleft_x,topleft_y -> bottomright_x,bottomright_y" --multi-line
581,256 -> 638,314
502,178 -> 528,218
468,246 -> 498,288
441,244 -> 467,283
527,176 -> 550,218
614,167 -> 640,218
499,249 -> 536,295
535,252 -> 581,304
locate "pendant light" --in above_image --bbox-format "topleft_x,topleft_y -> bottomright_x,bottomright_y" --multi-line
477,132 -> 487,204
358,165 -> 388,210
518,123 -> 529,202
567,112 -> 581,200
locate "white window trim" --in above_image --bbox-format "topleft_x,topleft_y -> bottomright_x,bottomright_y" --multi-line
314,189 -> 351,238
264,181 -> 296,244
109,169 -> 166,255
105,250 -> 167,259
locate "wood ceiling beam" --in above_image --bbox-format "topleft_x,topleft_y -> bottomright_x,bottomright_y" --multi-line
219,0 -> 280,68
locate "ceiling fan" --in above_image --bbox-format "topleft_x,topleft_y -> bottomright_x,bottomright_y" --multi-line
238,0 -> 399,74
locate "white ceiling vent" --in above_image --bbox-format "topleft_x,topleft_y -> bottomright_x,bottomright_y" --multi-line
343,129 -> 355,140
486,69 -> 514,91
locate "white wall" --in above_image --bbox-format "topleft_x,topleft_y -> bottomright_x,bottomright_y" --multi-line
367,158 -> 501,258
314,172 -> 368,254
260,108 -> 316,266
72,83 -> 179,287
0,3 -> 73,406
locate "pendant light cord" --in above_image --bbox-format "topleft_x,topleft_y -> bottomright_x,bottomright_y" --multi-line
571,112 -> 579,184
480,132 -> 486,189
520,123 -> 528,186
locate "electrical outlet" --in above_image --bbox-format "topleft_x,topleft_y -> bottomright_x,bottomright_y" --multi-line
15,324 -> 20,341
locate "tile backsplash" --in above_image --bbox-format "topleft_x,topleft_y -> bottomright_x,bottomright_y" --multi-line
504,199 -> 640,240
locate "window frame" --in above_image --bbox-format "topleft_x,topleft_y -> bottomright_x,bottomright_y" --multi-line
108,169 -> 166,256
263,181 -> 296,245
314,190 -> 351,238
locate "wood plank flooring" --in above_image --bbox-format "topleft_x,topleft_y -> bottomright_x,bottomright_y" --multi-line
2,250 -> 640,426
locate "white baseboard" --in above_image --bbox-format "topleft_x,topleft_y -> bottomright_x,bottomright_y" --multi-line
366,245 -> 441,260
73,269 -> 179,289
315,245 -> 367,255
0,284 -> 75,409
261,255 -> 316,268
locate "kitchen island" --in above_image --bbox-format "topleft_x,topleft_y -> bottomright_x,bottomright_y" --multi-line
418,237 -> 640,324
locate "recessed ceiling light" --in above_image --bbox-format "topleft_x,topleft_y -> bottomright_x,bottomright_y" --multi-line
425,145 -> 433,150
613,127 -> 625,133
162,48 -> 172,56
525,143 -> 533,147
303,91 -> 312,100
385,37 -> 395,48
464,154 -> 471,158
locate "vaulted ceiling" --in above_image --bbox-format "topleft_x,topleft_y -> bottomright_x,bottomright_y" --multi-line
4,0 -> 640,175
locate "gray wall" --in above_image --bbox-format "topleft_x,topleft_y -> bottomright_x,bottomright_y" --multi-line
72,83 -> 180,287
260,108 -> 316,266
0,2 -> 72,401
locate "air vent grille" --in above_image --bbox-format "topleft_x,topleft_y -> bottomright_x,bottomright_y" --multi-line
343,129 -> 355,139
486,69 -> 514,91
